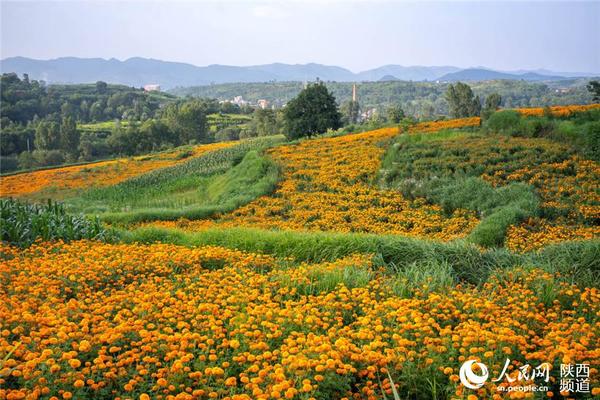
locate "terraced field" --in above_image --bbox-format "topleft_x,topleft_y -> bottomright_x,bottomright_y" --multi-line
1,104 -> 599,399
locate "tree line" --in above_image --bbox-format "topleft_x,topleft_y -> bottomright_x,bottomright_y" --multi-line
3,71 -> 599,173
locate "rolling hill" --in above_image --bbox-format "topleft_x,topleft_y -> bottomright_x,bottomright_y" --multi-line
2,56 -> 593,89
437,68 -> 569,82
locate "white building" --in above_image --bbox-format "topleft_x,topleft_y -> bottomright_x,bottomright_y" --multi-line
143,84 -> 161,92
257,99 -> 270,109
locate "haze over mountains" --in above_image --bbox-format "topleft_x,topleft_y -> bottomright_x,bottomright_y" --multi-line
1,57 -> 598,89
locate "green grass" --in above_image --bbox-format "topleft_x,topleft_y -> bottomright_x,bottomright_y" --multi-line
422,177 -> 540,247
67,136 -> 284,223
118,225 -> 600,287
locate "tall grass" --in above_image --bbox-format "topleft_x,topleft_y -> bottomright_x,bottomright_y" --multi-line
1,198 -> 108,247
119,226 -> 598,286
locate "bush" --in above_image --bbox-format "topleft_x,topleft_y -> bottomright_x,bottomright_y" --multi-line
582,121 -> 600,161
483,110 -> 522,135
0,198 -> 108,247
215,127 -> 241,142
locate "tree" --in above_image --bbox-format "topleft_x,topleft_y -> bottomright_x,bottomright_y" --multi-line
59,116 -> 80,156
445,82 -> 481,118
96,81 -> 108,94
163,100 -> 209,144
249,109 -> 280,137
341,100 -> 360,125
283,82 -> 341,139
481,93 -> 502,120
587,80 -> 600,102
35,121 -> 61,150
386,104 -> 405,123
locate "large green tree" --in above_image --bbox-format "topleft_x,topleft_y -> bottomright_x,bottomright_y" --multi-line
283,82 -> 341,139
587,80 -> 600,102
249,109 -> 280,137
34,121 -> 61,150
481,93 -> 502,120
444,82 -> 482,118
163,100 -> 209,144
59,116 -> 80,155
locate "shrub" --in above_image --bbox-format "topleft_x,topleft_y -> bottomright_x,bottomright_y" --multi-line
484,110 -> 522,135
582,121 -> 600,161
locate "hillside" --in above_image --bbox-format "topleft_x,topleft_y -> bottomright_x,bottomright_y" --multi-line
170,79 -> 596,112
4,104 -> 599,251
2,56 -> 594,88
2,104 -> 600,399
438,68 -> 569,82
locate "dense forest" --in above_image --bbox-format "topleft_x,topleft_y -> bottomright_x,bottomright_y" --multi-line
172,78 -> 596,117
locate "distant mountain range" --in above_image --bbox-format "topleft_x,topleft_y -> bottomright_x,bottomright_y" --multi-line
1,57 -> 597,89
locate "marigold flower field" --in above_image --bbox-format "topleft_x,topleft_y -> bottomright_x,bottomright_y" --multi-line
146,112 -> 599,251
1,241 -> 599,400
149,121 -> 481,240
1,104 -> 599,399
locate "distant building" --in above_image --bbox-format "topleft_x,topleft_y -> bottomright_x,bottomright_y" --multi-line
143,84 -> 161,92
360,108 -> 377,122
257,99 -> 269,109
232,96 -> 249,106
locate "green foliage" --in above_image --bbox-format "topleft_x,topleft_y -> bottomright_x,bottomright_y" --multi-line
484,110 -> 522,135
283,82 -> 342,139
386,104 -> 405,123
484,108 -> 600,161
388,260 -> 456,298
281,265 -> 372,296
425,177 -> 539,247
119,225 -> 599,287
444,82 -> 481,118
0,198 -> 107,247
171,79 -> 596,118
340,100 -> 360,125
587,80 -> 600,102
73,136 -> 284,223
246,109 -> 282,137
162,100 -> 209,143
481,93 -> 502,120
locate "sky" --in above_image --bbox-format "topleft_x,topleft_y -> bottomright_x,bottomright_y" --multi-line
1,0 -> 599,73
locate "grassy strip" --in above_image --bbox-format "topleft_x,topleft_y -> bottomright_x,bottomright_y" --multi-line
379,130 -> 543,247
118,226 -> 600,286
80,135 -> 284,206
99,150 -> 279,224
426,177 -> 540,247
